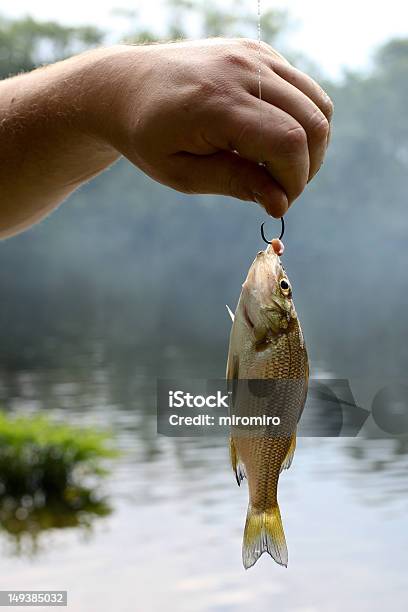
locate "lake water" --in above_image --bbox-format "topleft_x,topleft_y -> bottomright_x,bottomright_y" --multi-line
0,362 -> 407,612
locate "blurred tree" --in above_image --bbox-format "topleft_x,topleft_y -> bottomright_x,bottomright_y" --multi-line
375,37 -> 408,69
1,10 -> 408,379
0,15 -> 103,78
111,8 -> 157,44
120,0 -> 288,44
165,0 -> 287,41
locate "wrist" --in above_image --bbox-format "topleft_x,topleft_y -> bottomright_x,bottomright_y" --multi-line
75,45 -> 147,151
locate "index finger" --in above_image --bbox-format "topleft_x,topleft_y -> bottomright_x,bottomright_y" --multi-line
271,60 -> 334,122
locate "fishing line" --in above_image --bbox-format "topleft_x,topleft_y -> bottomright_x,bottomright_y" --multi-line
257,0 -> 263,162
257,0 -> 285,243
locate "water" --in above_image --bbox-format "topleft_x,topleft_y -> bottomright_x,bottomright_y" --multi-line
0,361 -> 407,612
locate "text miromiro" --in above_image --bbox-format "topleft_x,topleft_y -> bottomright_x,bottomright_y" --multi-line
167,389 -> 281,428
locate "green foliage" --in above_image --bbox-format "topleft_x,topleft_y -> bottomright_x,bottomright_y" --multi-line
0,3 -> 287,69
0,411 -> 117,499
119,0 -> 287,44
0,411 -> 117,551
375,37 -> 408,70
165,0 -> 287,40
0,15 -> 103,78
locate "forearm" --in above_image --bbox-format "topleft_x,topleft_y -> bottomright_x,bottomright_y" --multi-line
0,47 -> 131,238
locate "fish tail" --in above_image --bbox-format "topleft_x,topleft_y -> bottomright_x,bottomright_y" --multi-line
242,504 -> 288,569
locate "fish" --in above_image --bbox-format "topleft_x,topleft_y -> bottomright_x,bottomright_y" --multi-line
226,242 -> 309,569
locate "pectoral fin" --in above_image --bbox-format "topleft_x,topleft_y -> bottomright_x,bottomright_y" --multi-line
230,436 -> 246,486
280,432 -> 296,473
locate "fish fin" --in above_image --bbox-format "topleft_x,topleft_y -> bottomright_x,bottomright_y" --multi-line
280,433 -> 297,473
296,357 -> 309,424
226,354 -> 239,382
242,504 -> 288,569
229,436 -> 246,486
226,304 -> 235,322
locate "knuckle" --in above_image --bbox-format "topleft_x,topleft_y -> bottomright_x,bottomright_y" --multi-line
322,95 -> 334,120
309,110 -> 330,142
221,50 -> 252,71
280,125 -> 308,157
313,83 -> 334,120
240,38 -> 260,53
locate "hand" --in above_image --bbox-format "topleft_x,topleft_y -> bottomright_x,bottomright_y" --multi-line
0,39 -> 333,237
98,39 -> 333,217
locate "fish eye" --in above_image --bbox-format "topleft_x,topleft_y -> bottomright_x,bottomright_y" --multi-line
279,278 -> 291,295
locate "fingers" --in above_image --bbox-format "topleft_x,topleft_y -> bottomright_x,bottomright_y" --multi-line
219,100 -> 310,205
167,150 -> 288,217
257,71 -> 330,181
203,51 -> 334,207
266,55 -> 334,122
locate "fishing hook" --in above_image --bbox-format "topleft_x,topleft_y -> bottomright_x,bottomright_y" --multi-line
260,217 -> 285,244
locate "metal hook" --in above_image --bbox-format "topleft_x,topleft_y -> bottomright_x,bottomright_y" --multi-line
260,217 -> 285,244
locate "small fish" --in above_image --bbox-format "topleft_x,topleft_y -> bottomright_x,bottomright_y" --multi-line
226,243 -> 309,569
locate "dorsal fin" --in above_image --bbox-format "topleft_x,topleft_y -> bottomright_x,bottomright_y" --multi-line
226,304 -> 235,322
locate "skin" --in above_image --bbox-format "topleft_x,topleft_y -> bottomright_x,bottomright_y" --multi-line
0,38 -> 333,239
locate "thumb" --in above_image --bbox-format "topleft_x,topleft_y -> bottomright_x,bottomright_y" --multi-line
168,150 -> 288,218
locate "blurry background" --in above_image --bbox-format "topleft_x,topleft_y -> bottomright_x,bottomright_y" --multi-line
0,1 -> 408,611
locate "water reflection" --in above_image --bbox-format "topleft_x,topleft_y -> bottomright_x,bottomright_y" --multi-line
0,491 -> 111,556
0,407 -> 115,556
0,360 -> 407,611
342,438 -> 408,509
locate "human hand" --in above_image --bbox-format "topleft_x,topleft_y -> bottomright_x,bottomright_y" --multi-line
96,39 -> 333,217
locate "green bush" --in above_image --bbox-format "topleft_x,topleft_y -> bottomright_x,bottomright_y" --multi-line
0,411 -> 118,545
0,411 -> 117,499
